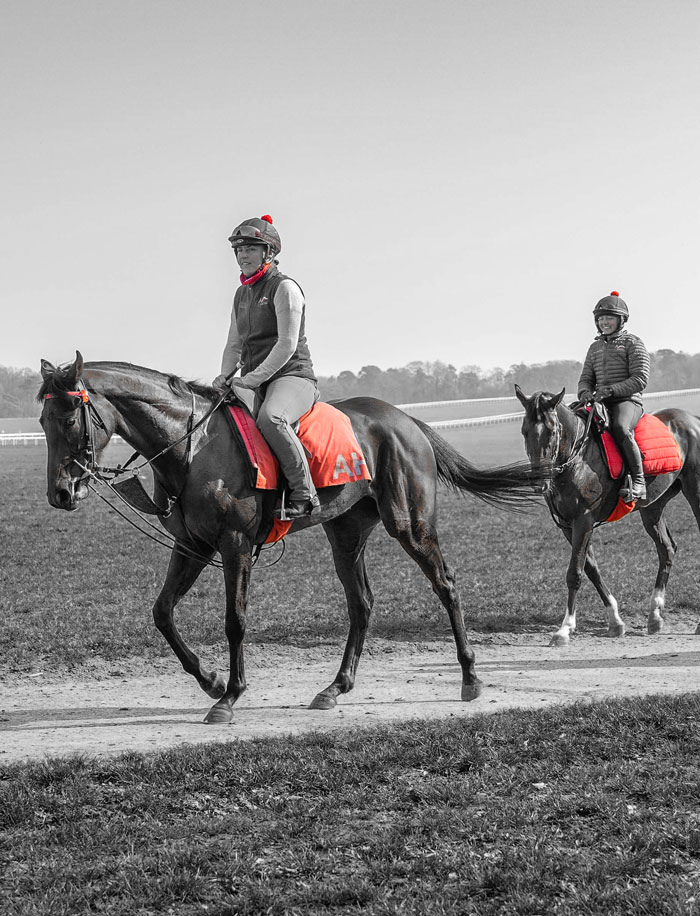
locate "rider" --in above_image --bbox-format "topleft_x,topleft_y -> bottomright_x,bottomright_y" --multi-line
212,215 -> 321,518
577,291 -> 650,502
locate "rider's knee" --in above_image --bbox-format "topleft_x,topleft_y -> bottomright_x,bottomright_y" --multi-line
257,405 -> 287,435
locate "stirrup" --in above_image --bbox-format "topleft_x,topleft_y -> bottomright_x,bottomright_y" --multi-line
620,474 -> 647,504
275,494 -> 321,521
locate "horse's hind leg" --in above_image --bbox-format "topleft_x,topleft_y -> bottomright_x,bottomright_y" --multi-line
152,545 -> 226,699
310,507 -> 380,710
640,481 -> 682,634
390,517 -> 482,701
677,470 -> 700,635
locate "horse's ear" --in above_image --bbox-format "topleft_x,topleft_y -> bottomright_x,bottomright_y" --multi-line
40,359 -> 56,380
73,350 -> 84,379
543,388 -> 566,410
62,351 -> 84,384
514,384 -> 529,408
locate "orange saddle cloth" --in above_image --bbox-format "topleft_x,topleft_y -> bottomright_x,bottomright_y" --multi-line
226,401 -> 371,544
601,413 -> 683,523
600,413 -> 683,480
228,400 -> 371,490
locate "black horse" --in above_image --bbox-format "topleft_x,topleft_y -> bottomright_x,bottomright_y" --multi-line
516,384 -> 700,645
39,353 -> 544,723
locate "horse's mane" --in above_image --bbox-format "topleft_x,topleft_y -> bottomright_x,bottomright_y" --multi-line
37,361 -> 218,404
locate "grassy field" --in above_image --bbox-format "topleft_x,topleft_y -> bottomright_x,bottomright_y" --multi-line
3,414 -> 700,914
2,427 -> 700,674
2,694 -> 699,915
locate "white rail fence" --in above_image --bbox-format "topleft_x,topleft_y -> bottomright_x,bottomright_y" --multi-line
399,388 -> 700,430
3,388 -> 700,444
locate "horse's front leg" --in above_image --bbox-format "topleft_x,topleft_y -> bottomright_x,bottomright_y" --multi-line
550,517 -> 594,647
152,544 -> 226,699
203,544 -> 252,725
581,543 -> 625,638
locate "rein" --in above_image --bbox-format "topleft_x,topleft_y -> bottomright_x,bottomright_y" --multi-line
46,381 -> 285,569
544,403 -> 600,532
551,404 -> 595,476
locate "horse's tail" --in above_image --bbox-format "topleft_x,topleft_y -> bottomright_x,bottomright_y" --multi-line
413,417 -> 546,509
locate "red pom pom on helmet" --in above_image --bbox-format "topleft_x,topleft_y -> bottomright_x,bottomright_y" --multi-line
261,214 -> 273,224
610,290 -> 620,297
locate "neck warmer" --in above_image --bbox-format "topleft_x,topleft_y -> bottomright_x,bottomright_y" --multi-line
240,262 -> 272,286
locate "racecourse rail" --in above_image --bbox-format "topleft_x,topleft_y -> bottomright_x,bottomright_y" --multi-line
3,387 -> 700,445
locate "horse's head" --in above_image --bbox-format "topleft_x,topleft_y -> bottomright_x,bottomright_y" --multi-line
38,351 -> 114,510
514,385 -> 566,486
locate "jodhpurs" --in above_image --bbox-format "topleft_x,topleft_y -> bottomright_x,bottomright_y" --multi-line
256,376 -> 319,501
608,400 -> 643,447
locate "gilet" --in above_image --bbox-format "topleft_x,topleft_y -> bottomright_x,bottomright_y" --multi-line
233,266 -> 316,384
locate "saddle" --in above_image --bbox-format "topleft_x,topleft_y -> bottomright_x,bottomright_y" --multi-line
571,401 -> 683,521
225,400 -> 372,543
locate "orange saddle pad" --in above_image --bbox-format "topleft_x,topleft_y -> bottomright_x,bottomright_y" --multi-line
228,400 -> 371,491
226,401 -> 371,545
601,413 -> 683,523
601,413 -> 683,480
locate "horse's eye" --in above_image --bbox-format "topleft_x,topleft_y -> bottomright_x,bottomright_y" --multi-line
65,418 -> 77,428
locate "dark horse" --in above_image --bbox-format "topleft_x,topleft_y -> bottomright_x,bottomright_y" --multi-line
515,384 -> 700,646
39,353 -> 544,723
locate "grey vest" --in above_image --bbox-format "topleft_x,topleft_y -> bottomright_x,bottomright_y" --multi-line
233,267 -> 316,384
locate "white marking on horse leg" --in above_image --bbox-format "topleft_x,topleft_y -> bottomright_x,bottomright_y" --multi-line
648,588 -> 665,635
550,611 -> 576,647
604,596 -> 625,637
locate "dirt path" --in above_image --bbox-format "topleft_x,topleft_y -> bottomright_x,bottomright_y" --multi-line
2,632 -> 699,764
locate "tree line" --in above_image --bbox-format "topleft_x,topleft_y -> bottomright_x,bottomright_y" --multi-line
3,349 -> 700,417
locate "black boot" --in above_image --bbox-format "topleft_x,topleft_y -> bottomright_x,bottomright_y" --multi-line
619,435 -> 646,503
275,494 -> 321,520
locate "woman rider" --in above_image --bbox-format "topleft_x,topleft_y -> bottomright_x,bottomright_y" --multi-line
212,215 -> 321,519
577,291 -> 650,502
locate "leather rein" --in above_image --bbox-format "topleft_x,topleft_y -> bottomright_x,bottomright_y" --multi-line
542,402 -> 596,532
44,383 -> 283,569
551,403 -> 595,476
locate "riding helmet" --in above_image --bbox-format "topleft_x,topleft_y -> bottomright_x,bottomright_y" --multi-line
228,214 -> 282,256
593,290 -> 629,325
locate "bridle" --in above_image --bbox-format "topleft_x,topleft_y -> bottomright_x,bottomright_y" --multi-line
44,386 -> 110,486
43,380 -> 284,569
44,382 -> 200,505
551,404 -> 595,476
533,401 -> 596,531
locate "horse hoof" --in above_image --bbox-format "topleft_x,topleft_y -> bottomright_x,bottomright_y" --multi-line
606,624 -> 626,638
309,691 -> 337,710
549,633 -> 570,647
203,703 -> 234,725
648,620 -> 664,635
203,673 -> 227,699
461,680 -> 483,702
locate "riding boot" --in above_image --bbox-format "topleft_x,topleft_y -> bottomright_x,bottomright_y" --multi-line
619,434 -> 647,503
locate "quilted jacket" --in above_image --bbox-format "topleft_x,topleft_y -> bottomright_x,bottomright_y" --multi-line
577,330 -> 650,406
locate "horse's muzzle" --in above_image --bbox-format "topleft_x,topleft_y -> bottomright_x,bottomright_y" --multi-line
48,475 -> 89,511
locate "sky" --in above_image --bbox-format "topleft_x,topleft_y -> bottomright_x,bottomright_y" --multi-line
2,0 -> 699,382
